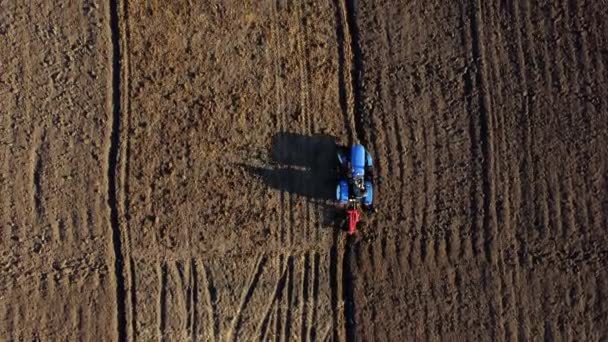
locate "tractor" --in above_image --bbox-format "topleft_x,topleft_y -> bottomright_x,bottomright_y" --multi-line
336,143 -> 374,234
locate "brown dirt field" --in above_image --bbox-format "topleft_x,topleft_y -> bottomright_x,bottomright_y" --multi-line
0,0 -> 607,341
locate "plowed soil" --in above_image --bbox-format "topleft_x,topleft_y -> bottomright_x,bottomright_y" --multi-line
1,0 -> 607,341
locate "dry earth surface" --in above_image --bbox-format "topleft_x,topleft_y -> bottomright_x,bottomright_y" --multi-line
0,0 -> 607,341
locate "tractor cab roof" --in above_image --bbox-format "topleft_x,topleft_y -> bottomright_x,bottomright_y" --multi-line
351,144 -> 366,177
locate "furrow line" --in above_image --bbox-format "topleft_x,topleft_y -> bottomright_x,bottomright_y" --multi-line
469,0 -> 496,263
342,240 -> 356,341
108,0 -> 128,341
122,0 -> 133,241
121,0 -> 134,315
32,128 -> 44,221
329,232 -> 340,341
159,262 -> 167,341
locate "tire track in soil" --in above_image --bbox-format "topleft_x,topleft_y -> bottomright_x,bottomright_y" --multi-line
332,0 -> 352,144
129,258 -> 138,341
255,256 -> 289,339
521,0 -> 543,256
178,261 -> 194,340
227,255 -> 267,341
492,1 -> 521,338
403,6 -> 423,271
296,1 -> 312,137
344,0 -> 366,146
554,0 -> 579,170
464,1 -> 501,338
422,85 -> 438,264
569,0 -> 604,244
458,5 -> 480,261
437,53 -> 461,266
288,196 -> 295,247
10,1 -> 34,244
482,2 -> 508,338
275,255 -> 286,340
296,0 -> 317,246
270,0 -> 287,248
284,255 -> 295,341
333,0 -> 360,145
506,1 -> 533,337
589,12 -> 608,239
310,252 -> 320,341
554,0 -> 583,296
0,0 -> 16,244
430,96 -> 447,266
108,0 -> 128,341
284,0 -> 301,250
374,0 -> 409,270
415,51 -> 437,265
468,0 -> 496,264
121,1 -> 137,338
541,271 -> 556,340
278,254 -> 294,342
201,262 -> 219,342
540,0 -> 565,254
329,232 -> 341,341
530,0 -> 551,248
356,3 -> 384,224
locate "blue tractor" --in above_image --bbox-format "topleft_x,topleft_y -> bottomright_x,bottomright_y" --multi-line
336,144 -> 374,233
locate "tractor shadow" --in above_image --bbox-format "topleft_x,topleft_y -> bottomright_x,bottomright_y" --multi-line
241,132 -> 342,226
